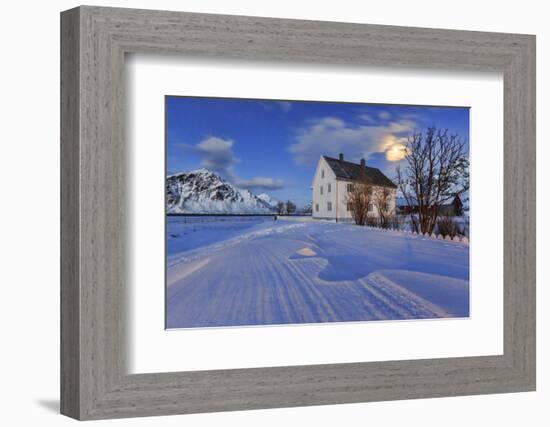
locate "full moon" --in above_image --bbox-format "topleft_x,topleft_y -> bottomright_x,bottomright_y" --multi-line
385,144 -> 408,161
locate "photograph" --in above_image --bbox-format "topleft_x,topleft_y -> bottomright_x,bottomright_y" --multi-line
165,96 -> 470,329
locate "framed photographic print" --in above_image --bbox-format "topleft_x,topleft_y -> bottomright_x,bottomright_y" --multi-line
164,97 -> 471,329
61,6 -> 536,420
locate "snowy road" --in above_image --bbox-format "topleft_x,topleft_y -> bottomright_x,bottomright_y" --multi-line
166,217 -> 469,328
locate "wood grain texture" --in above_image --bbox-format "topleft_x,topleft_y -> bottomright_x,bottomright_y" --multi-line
60,7 -> 80,419
60,5 -> 536,420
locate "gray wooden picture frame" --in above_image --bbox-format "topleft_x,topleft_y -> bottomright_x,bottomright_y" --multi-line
60,5 -> 536,420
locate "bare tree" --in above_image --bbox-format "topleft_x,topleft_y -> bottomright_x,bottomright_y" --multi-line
373,187 -> 393,229
285,200 -> 297,215
396,126 -> 469,234
275,201 -> 285,215
345,170 -> 374,226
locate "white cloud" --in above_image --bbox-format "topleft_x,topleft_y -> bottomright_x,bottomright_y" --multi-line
358,113 -> 375,123
378,110 -> 391,120
288,117 -> 416,166
179,136 -> 239,178
259,101 -> 293,112
178,136 -> 285,190
275,101 -> 292,112
236,177 -> 285,191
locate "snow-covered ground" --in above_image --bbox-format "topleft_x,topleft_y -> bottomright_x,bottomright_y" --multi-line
166,216 -> 469,328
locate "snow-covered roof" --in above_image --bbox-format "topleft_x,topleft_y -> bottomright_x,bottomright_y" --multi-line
322,156 -> 397,188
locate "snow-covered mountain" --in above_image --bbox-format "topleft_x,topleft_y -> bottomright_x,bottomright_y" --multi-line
167,169 -> 275,214
256,193 -> 279,209
301,201 -> 313,214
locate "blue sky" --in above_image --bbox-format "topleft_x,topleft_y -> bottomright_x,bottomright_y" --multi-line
166,96 -> 469,208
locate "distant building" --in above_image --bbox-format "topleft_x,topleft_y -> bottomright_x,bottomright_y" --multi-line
311,154 -> 397,221
438,194 -> 464,216
396,194 -> 464,217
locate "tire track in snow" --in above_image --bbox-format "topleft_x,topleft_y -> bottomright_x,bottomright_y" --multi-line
167,221 -> 468,327
360,273 -> 448,318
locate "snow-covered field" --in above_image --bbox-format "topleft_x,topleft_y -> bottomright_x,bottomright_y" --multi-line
166,216 -> 469,328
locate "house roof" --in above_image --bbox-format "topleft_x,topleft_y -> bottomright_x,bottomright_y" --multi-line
323,156 -> 397,188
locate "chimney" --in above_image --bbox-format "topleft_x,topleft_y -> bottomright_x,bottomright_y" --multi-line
339,153 -> 344,163
360,158 -> 366,168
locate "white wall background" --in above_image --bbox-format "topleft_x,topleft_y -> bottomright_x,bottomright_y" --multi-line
0,0 -> 547,425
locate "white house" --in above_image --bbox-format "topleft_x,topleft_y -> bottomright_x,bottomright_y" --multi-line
311,154 -> 397,221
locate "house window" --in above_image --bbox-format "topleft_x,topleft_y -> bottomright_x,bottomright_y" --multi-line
315,204 -> 319,212
321,169 -> 325,178
347,202 -> 352,211
347,183 -> 352,192
368,203 -> 374,212
327,202 -> 332,211
328,183 -> 331,193
320,185 -> 323,195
